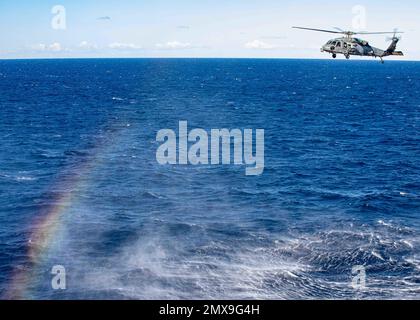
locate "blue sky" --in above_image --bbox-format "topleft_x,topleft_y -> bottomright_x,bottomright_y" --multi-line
1,0 -> 419,59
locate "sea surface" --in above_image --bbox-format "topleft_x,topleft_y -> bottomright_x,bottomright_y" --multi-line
0,59 -> 419,300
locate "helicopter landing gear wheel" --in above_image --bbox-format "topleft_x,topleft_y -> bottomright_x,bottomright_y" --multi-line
332,53 -> 337,59
345,55 -> 350,60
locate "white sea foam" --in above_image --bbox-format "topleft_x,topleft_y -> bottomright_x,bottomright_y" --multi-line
16,176 -> 37,182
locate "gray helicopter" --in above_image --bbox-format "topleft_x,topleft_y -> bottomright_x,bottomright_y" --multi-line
292,27 -> 404,63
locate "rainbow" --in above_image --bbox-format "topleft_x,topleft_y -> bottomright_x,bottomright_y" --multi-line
6,190 -> 76,299
4,122 -> 127,299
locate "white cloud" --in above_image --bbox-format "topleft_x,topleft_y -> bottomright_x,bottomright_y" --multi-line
31,44 -> 47,51
108,42 -> 142,50
156,41 -> 192,50
245,40 -> 278,50
49,43 -> 62,52
31,42 -> 63,52
78,41 -> 98,50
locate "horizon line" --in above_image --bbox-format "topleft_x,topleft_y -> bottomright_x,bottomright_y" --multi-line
0,57 -> 417,62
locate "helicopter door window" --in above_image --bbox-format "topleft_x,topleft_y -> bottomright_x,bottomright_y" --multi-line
336,41 -> 341,48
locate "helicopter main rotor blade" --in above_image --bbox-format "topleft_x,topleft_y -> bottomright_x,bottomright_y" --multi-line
292,27 -> 342,34
292,27 -> 404,36
356,31 -> 404,35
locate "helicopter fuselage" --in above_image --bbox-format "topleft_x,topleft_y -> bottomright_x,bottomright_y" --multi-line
321,37 -> 403,61
292,27 -> 404,63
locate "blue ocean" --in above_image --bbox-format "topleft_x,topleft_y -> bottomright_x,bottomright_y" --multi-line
0,59 -> 419,300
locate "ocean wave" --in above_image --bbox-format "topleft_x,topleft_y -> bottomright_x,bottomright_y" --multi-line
0,173 -> 38,182
45,220 -> 419,300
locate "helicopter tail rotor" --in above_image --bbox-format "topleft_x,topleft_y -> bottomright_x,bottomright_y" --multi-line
386,28 -> 402,42
385,29 -> 403,56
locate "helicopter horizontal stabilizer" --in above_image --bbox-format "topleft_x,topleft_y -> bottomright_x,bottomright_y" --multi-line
391,51 -> 404,56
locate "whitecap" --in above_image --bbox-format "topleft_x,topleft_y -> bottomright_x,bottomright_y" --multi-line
16,176 -> 37,182
371,251 -> 385,261
401,240 -> 414,249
